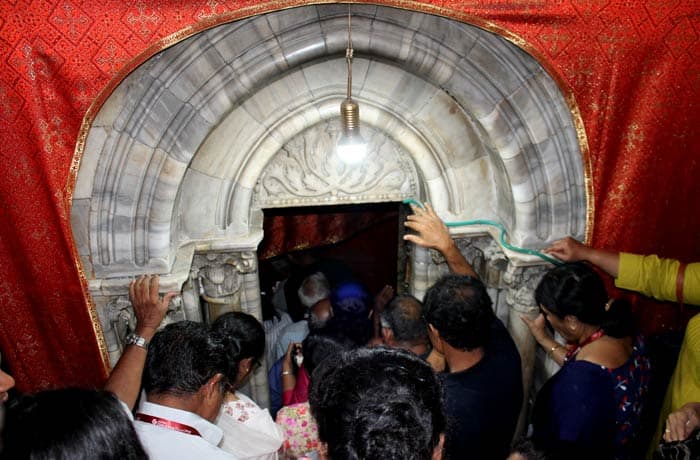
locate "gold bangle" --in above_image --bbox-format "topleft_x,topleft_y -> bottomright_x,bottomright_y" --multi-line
548,345 -> 560,357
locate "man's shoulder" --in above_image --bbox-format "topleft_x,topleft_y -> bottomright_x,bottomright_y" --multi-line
487,319 -> 521,363
135,423 -> 238,460
281,320 -> 309,335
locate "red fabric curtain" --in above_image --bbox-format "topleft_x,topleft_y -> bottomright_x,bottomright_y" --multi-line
258,209 -> 397,260
1,1 -> 699,391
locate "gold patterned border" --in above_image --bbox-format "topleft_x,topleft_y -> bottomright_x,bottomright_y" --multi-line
74,242 -> 111,376
64,0 -> 595,371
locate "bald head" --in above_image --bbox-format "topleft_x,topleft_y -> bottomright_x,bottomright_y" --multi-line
310,298 -> 333,330
380,295 -> 429,347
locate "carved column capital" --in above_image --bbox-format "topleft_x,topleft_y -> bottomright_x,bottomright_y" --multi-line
502,263 -> 549,314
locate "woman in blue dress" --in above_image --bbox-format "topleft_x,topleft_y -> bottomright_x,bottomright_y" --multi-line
522,262 -> 650,460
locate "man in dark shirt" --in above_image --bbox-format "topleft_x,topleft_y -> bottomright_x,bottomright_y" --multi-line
424,275 -> 523,460
405,202 -> 523,460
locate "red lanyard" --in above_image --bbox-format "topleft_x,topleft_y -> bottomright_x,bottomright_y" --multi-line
565,329 -> 605,361
135,413 -> 202,437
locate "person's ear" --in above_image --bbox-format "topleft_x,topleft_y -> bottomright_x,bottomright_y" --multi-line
197,373 -> 226,422
204,373 -> 225,400
431,433 -> 445,460
238,357 -> 254,376
428,324 -> 444,353
564,315 -> 579,331
428,323 -> 438,337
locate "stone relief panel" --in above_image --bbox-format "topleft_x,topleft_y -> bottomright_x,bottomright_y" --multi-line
254,120 -> 420,207
97,251 -> 259,363
190,251 -> 258,323
502,263 -> 548,315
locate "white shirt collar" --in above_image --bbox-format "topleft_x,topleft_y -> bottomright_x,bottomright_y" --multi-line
138,400 -> 224,447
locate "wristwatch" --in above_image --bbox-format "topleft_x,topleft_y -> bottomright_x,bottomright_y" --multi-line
125,333 -> 149,350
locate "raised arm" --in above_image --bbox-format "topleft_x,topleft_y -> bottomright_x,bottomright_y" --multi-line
546,237 -> 700,305
545,237 -> 620,278
104,275 -> 177,410
403,202 -> 477,278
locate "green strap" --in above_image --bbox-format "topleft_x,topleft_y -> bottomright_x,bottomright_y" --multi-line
402,198 -> 561,265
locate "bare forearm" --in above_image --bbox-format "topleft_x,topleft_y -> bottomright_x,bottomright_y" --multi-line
104,325 -> 157,410
580,247 -> 620,278
105,275 -> 173,410
282,374 -> 296,392
532,333 -> 566,366
281,358 -> 296,392
104,347 -> 147,410
441,240 -> 478,278
546,237 -> 620,278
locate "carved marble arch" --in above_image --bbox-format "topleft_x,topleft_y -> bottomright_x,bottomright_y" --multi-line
70,5 -> 588,395
72,4 -> 588,283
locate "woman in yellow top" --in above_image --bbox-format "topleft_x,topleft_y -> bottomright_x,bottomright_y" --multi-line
545,237 -> 700,456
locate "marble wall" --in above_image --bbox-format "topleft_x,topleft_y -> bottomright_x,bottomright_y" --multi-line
71,4 -> 587,409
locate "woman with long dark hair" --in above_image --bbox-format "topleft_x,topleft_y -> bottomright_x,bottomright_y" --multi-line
522,262 -> 650,459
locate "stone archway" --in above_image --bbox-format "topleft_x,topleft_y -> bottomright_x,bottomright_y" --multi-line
71,4 -> 588,408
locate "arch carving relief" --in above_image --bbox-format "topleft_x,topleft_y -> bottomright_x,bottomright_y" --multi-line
254,121 -> 419,207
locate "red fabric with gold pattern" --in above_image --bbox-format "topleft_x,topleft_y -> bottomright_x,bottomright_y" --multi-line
0,1 -> 698,391
258,211 -> 395,260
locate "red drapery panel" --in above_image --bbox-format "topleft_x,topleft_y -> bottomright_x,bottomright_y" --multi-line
0,1 -> 698,391
258,209 -> 397,261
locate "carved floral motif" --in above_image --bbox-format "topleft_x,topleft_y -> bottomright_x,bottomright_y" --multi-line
255,121 -> 418,207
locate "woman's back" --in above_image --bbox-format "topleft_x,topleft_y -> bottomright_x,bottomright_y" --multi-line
533,334 -> 650,459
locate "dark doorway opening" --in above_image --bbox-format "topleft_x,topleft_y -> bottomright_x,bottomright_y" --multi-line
257,202 -> 406,309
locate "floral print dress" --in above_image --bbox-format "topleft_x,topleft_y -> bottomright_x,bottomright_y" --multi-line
276,402 -> 319,459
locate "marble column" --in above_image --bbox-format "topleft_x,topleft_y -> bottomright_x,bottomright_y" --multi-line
503,262 -> 549,436
192,250 -> 269,408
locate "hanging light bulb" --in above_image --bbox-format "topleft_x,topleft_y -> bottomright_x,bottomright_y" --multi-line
337,6 -> 367,164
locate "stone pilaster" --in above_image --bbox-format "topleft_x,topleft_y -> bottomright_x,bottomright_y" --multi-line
502,262 -> 550,435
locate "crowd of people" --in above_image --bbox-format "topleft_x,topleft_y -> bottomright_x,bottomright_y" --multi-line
0,202 -> 698,459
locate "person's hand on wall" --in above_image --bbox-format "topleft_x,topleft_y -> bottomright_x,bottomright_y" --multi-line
403,202 -> 477,277
544,237 -> 620,278
664,402 -> 700,442
403,202 -> 453,254
520,313 -> 567,366
520,313 -> 549,343
543,237 -> 589,262
130,275 -> 178,341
